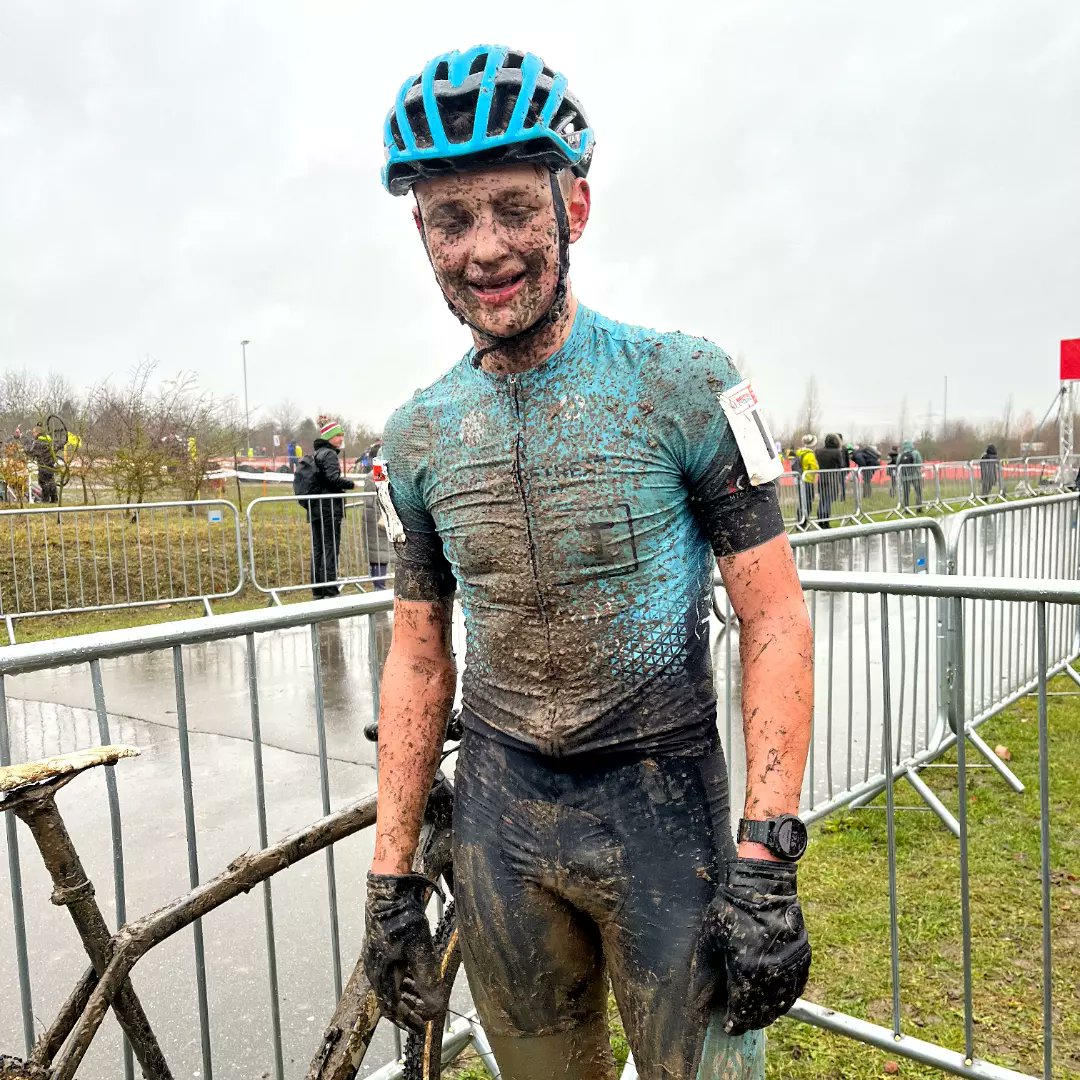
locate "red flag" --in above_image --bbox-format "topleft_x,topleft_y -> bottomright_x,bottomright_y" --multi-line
1061,339 -> 1080,380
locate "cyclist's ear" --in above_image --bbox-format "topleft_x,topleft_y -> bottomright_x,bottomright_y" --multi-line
567,178 -> 591,244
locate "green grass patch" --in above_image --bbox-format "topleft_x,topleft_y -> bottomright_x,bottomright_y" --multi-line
446,680 -> 1080,1078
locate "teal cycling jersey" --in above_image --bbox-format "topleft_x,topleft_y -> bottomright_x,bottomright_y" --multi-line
383,304 -> 784,757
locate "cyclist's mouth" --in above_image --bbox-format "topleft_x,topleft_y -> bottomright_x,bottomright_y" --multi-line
469,271 -> 527,306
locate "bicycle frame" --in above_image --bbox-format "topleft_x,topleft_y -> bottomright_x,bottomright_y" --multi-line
0,749 -> 456,1080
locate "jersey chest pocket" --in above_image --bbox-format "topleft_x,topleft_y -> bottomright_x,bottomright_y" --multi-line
551,503 -> 639,586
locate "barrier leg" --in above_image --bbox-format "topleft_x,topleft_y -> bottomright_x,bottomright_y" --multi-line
965,727 -> 1025,793
903,767 -> 960,837
470,1021 -> 503,1078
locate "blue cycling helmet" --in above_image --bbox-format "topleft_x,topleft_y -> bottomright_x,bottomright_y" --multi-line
382,45 -> 595,195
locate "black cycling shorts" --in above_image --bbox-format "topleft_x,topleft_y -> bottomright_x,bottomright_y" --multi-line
451,724 -> 766,1079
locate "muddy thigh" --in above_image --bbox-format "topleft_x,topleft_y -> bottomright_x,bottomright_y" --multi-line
451,731 -> 764,1080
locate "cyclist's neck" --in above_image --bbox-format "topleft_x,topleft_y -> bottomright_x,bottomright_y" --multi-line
473,294 -> 579,376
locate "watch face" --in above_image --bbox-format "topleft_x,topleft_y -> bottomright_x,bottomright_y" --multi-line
775,816 -> 808,859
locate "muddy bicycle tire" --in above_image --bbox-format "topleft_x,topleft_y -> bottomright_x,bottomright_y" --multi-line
403,902 -> 462,1080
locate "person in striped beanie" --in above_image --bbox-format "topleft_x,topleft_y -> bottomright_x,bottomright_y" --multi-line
306,415 -> 354,598
318,417 -> 345,442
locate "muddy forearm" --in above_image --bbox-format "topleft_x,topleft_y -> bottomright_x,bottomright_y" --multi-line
739,602 -> 814,821
371,615 -> 457,876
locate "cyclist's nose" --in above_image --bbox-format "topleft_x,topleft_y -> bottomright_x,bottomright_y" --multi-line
469,213 -> 513,267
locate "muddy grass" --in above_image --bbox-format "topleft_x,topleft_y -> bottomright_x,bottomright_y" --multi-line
444,678 -> 1080,1078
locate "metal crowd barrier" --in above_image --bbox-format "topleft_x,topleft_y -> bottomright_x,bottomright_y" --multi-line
0,501 -> 244,643
245,491 -> 394,603
947,493 -> 1080,738
779,458 -> 1076,530
781,518 -> 949,824
0,571 -> 1070,1079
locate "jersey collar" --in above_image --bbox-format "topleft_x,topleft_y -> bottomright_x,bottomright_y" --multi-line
467,303 -> 594,385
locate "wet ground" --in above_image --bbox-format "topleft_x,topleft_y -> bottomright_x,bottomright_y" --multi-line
0,520 -> 1071,1076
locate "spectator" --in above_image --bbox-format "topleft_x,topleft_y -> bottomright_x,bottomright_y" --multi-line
852,443 -> 881,498
792,434 -> 818,528
305,417 -> 355,599
356,472 -> 395,589
26,425 -> 58,503
816,433 -> 845,526
287,440 -> 300,472
837,435 -> 851,500
898,439 -> 924,509
979,444 -> 1000,498
887,445 -> 900,497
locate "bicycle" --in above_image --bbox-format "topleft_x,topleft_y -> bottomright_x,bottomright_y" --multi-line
0,726 -> 473,1080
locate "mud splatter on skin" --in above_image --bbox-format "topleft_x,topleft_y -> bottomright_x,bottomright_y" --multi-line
721,534 -> 814,822
414,163 -> 586,376
371,599 -> 457,874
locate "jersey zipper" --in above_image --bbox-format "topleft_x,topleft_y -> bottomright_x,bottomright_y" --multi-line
508,374 -> 557,734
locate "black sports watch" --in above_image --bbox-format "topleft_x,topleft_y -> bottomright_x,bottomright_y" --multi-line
737,814 -> 808,862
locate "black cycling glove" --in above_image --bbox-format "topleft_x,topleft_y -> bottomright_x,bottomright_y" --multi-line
362,872 -> 446,1033
692,858 -> 811,1036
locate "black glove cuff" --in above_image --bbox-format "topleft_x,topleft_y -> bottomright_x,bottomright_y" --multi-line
366,871 -> 444,905
726,857 -> 798,895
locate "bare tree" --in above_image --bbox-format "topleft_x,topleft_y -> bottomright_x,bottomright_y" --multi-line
797,376 -> 820,437
268,400 -> 303,439
157,373 -> 242,500
86,360 -> 241,503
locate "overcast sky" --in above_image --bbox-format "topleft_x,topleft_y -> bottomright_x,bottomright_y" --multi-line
2,1 -> 1078,439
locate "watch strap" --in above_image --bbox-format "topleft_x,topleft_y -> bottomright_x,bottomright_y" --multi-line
737,818 -> 772,847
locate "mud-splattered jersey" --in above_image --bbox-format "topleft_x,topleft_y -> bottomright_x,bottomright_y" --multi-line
383,304 -> 785,758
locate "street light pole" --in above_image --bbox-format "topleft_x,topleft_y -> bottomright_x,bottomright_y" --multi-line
240,339 -> 251,455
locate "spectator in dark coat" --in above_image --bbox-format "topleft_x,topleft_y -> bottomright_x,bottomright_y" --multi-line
816,433 -> 845,526
887,445 -> 900,497
307,417 -> 355,599
26,426 -> 58,503
979,444 -> 1000,498
852,444 -> 881,498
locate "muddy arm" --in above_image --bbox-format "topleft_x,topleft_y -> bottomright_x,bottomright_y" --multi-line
718,533 -> 813,850
369,598 -> 457,875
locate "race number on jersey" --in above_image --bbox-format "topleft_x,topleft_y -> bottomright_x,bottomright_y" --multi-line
716,380 -> 784,487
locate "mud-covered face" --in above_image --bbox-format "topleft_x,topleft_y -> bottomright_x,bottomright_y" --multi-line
414,164 -> 562,339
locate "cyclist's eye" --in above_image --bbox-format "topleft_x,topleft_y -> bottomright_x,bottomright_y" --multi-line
499,206 -> 537,226
430,211 -> 472,235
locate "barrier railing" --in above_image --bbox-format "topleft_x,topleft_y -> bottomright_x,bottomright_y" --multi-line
0,474 -> 1071,638
780,518 -> 950,824
947,493 -> 1080,737
779,458 -> 1075,531
0,500 -> 244,642
1,571 -> 1070,1079
245,490 -> 394,601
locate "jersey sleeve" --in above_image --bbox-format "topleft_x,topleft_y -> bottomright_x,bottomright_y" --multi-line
652,339 -> 786,558
381,399 -> 457,602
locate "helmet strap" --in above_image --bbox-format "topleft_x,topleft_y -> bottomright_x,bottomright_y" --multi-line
413,172 -> 572,369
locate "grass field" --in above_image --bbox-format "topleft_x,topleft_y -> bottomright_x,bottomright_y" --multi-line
0,490 -> 386,642
444,680 -> 1080,1079
0,484 -> 1022,644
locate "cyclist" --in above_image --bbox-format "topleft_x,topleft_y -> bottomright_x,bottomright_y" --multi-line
364,46 -> 814,1080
